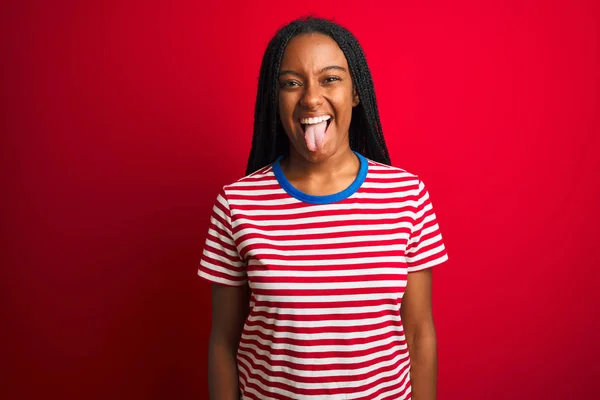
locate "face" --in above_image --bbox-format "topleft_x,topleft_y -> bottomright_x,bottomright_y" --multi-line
278,33 -> 359,162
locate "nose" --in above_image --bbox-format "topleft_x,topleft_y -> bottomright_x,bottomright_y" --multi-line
300,82 -> 323,109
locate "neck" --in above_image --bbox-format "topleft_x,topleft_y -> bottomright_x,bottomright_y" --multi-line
281,144 -> 358,181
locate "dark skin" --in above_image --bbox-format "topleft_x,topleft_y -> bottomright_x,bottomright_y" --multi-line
278,33 -> 360,195
208,284 -> 249,400
401,268 -> 438,399
208,33 -> 437,400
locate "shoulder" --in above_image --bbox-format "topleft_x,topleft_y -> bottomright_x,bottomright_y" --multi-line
220,163 -> 278,195
365,158 -> 421,182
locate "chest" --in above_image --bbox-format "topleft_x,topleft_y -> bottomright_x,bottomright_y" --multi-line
234,207 -> 412,301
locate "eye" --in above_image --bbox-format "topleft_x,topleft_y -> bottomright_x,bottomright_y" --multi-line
323,76 -> 341,84
280,80 -> 301,88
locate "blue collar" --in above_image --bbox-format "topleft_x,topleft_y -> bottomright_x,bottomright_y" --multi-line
272,151 -> 368,204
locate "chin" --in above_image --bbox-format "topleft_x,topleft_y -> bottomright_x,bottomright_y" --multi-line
301,144 -> 338,162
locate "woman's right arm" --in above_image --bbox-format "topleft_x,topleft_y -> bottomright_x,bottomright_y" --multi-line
208,282 -> 250,400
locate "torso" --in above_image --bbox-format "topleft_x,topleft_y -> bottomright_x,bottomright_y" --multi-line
226,153 -> 417,399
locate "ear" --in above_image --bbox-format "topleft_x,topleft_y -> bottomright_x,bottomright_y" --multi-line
352,86 -> 360,107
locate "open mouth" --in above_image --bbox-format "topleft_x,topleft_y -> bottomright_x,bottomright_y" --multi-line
300,116 -> 333,133
298,115 -> 332,152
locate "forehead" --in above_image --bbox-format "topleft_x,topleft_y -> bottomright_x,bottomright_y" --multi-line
280,33 -> 348,71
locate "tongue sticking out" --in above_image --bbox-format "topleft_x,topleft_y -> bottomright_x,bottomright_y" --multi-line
304,120 -> 328,152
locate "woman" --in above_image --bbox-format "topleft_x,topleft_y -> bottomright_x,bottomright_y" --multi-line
198,17 -> 448,400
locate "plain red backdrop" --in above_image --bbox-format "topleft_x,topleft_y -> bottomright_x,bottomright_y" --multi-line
2,0 -> 599,399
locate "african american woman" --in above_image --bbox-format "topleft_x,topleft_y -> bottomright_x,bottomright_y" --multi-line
198,17 -> 449,400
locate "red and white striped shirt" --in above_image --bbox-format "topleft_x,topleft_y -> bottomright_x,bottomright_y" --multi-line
199,151 -> 448,399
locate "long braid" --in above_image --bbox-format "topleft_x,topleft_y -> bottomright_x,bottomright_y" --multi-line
246,17 -> 391,175
339,28 -> 389,163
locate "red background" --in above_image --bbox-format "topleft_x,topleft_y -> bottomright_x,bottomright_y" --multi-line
2,0 -> 599,399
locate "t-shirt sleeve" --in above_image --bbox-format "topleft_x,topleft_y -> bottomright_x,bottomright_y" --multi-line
405,179 -> 449,272
197,188 -> 247,286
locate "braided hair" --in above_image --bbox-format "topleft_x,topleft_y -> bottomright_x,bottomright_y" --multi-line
246,16 -> 392,175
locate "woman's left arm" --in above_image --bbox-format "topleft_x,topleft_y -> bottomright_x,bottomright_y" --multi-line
401,268 -> 437,400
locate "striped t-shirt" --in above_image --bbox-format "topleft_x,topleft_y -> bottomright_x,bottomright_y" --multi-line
198,151 -> 449,400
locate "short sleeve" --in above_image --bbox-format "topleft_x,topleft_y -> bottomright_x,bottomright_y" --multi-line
405,179 -> 449,272
197,188 -> 247,286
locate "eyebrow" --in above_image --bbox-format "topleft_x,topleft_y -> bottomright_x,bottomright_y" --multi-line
279,65 -> 347,77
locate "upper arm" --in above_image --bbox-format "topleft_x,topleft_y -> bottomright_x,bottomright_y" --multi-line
402,178 -> 448,336
405,179 -> 448,273
210,283 -> 250,349
401,269 -> 435,338
200,188 -> 250,347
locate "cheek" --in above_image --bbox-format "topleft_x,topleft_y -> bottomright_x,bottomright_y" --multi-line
278,94 -> 298,138
278,94 -> 295,122
332,88 -> 355,122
